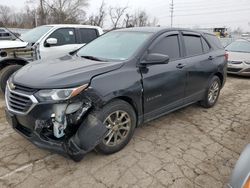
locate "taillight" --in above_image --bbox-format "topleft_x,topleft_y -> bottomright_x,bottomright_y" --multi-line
225,52 -> 229,62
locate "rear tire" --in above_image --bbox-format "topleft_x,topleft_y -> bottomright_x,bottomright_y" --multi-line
200,76 -> 221,108
94,100 -> 136,155
0,65 -> 22,94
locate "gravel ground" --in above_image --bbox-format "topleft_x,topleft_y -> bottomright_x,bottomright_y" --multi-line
0,76 -> 249,188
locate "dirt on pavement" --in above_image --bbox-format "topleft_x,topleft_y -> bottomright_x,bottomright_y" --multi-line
0,76 -> 249,188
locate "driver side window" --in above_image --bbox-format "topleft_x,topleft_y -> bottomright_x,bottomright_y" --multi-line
150,35 -> 181,61
46,28 -> 76,47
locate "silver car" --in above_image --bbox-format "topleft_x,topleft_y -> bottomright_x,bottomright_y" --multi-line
226,39 -> 250,76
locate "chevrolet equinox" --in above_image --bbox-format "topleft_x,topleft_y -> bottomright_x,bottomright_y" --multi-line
5,27 -> 227,161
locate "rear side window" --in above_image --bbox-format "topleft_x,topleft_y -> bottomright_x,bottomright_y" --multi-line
201,37 -> 210,53
150,35 -> 181,60
79,28 -> 98,44
183,35 -> 203,56
205,34 -> 223,49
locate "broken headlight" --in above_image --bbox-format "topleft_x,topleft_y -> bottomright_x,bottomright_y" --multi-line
36,84 -> 88,101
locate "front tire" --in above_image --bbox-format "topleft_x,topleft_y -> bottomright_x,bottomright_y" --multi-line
200,76 -> 221,108
0,65 -> 22,94
95,100 -> 136,155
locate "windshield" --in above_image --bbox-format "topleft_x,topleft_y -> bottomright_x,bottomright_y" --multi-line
226,40 -> 250,53
20,25 -> 52,43
77,31 -> 152,61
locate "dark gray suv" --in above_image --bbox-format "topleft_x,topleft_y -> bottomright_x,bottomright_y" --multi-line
5,27 -> 227,161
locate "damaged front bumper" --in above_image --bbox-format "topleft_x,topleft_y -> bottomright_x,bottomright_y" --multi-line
5,93 -> 107,161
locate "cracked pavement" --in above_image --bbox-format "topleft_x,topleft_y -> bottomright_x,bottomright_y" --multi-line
0,76 -> 249,188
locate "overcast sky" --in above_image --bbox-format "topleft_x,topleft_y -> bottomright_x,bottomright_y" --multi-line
0,0 -> 249,31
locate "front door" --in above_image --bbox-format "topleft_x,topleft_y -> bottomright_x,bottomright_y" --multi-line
39,28 -> 83,59
141,32 -> 187,121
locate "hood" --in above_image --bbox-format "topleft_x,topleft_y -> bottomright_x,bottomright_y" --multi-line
228,51 -> 250,62
0,40 -> 28,49
13,55 -> 124,89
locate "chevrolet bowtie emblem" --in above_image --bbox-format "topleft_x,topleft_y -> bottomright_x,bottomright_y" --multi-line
9,82 -> 16,90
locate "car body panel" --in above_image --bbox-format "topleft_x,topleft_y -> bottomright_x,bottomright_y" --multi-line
0,40 -> 28,49
13,55 -> 124,89
228,144 -> 250,188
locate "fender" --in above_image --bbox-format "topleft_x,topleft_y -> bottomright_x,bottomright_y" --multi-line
0,57 -> 28,69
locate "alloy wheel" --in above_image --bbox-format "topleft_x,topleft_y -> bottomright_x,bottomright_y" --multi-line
103,110 -> 131,147
208,80 -> 220,104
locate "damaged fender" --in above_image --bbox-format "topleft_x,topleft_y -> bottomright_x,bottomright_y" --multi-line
65,114 -> 108,161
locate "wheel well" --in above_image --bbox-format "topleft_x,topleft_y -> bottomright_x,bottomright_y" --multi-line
108,96 -> 139,125
214,72 -> 223,85
0,59 -> 27,70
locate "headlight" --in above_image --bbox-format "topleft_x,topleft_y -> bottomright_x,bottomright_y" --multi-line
36,84 -> 88,101
245,61 -> 250,65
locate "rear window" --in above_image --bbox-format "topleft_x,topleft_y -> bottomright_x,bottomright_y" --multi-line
205,34 -> 224,49
183,35 -> 203,56
201,37 -> 210,53
79,28 -> 98,44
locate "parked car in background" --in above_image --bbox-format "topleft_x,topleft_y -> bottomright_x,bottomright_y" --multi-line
228,144 -> 250,188
220,37 -> 235,47
226,39 -> 250,76
5,27 -> 227,161
0,24 -> 103,93
0,28 -> 17,40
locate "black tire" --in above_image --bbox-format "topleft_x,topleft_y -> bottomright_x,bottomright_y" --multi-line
94,100 -> 136,155
200,76 -> 221,108
0,65 -> 22,94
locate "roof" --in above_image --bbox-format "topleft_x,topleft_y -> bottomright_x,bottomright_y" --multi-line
114,27 -> 214,35
44,24 -> 102,30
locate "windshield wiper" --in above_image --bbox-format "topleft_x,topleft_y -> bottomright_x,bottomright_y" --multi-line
81,55 -> 103,61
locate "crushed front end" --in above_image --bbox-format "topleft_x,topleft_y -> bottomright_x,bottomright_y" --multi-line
0,45 -> 38,62
4,81 -> 107,161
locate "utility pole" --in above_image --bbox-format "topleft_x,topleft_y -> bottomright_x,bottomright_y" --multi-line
170,0 -> 174,28
40,0 -> 45,25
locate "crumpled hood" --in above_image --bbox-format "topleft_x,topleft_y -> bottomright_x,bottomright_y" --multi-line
0,40 -> 28,49
13,55 -> 124,89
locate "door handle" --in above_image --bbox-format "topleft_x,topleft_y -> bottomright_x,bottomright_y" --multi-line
176,63 -> 185,69
208,56 -> 214,60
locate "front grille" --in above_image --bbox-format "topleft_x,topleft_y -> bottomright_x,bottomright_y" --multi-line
228,61 -> 242,65
227,67 -> 242,72
8,92 -> 33,112
6,84 -> 38,114
14,84 -> 37,93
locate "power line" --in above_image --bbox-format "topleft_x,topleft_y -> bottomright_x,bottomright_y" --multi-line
174,8 -> 250,17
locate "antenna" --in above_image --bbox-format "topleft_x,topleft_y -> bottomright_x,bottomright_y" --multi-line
170,0 -> 174,27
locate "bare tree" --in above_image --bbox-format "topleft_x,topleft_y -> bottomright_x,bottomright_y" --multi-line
43,0 -> 88,24
0,5 -> 12,25
109,6 -> 128,29
86,1 -> 106,27
124,10 -> 158,28
124,13 -> 133,28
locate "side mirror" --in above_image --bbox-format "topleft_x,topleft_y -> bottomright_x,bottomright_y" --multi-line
141,53 -> 169,65
46,38 -> 58,46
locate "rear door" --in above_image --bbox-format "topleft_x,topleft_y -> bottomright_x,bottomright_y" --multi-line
181,32 -> 215,103
77,28 -> 99,44
141,31 -> 187,121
